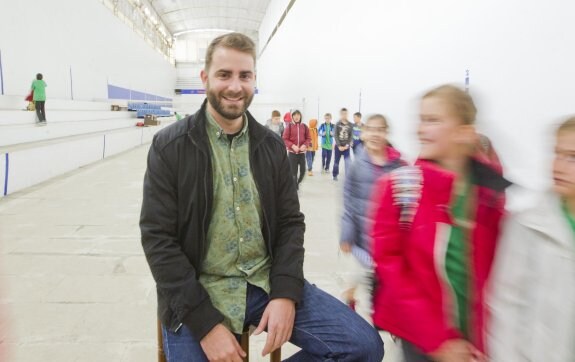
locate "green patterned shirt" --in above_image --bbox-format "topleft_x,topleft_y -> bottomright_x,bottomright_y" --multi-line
199,111 -> 271,334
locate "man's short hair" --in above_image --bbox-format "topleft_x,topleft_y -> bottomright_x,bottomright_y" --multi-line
340,108 -> 348,112
354,112 -> 362,118
272,110 -> 281,118
205,33 -> 256,71
324,113 -> 332,118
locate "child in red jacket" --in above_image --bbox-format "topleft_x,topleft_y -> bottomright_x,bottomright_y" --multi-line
282,110 -> 311,190
371,85 -> 510,362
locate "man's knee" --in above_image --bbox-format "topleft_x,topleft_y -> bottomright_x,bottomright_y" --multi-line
350,325 -> 384,361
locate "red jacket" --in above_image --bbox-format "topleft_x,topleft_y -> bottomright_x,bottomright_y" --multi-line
282,122 -> 311,154
371,159 -> 509,354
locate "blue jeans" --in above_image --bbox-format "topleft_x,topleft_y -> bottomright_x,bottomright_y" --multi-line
162,280 -> 384,361
321,148 -> 333,171
332,147 -> 350,178
306,151 -> 316,171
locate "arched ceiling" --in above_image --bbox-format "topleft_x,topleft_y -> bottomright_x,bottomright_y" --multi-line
150,0 -> 271,40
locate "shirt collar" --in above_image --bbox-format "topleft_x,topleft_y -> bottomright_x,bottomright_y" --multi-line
205,110 -> 248,140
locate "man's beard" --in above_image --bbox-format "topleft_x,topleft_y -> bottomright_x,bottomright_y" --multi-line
206,85 -> 254,121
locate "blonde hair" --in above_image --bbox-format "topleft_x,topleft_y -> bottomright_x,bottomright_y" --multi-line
422,85 -> 477,125
557,116 -> 575,135
366,114 -> 389,129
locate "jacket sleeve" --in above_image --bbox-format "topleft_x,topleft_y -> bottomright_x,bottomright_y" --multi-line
282,124 -> 294,149
319,124 -> 325,137
269,144 -> 305,303
340,163 -> 358,245
334,124 -> 341,146
305,125 -> 312,147
347,125 -> 354,145
487,215 -> 533,362
371,176 -> 460,353
140,139 -> 224,340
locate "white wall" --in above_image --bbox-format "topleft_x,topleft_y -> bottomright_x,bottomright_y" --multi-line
0,0 -> 176,100
257,0 -> 575,189
1,124 -> 172,197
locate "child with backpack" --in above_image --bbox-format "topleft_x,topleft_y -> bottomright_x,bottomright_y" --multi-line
371,85 -> 510,362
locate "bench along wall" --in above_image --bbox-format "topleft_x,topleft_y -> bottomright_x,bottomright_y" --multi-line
0,125 -> 169,198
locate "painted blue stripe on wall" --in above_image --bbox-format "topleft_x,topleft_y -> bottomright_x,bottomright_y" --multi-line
107,84 -> 172,101
3,153 -> 9,196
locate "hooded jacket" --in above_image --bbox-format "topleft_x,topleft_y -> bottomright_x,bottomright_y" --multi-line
282,120 -> 312,154
340,145 -> 405,267
488,191 -> 575,362
371,159 -> 510,354
308,119 -> 319,152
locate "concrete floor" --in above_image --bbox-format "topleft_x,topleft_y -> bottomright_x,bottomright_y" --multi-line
0,144 -> 400,362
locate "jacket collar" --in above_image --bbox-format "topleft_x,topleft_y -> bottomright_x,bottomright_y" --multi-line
187,99 -> 269,150
414,158 -> 511,207
517,191 -> 575,250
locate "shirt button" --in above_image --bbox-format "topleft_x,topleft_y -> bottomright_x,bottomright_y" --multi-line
216,132 -> 220,137
236,206 -> 240,211
239,238 -> 244,242
233,177 -> 238,182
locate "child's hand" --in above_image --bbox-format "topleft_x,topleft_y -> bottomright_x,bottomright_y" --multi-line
340,243 -> 352,254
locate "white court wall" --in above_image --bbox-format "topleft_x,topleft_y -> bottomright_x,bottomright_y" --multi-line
1,124 -> 172,197
8,137 -> 104,194
0,0 -> 175,100
257,0 -> 575,189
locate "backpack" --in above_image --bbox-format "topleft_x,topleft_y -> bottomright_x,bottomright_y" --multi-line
389,166 -> 423,230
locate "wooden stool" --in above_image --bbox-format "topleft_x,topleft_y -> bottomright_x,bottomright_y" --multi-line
157,320 -> 281,362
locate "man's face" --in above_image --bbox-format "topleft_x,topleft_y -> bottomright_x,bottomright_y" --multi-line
200,47 -> 256,121
340,111 -> 348,122
354,115 -> 362,124
324,115 -> 331,124
271,116 -> 281,124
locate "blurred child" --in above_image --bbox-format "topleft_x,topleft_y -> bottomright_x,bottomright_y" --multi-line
306,119 -> 319,175
488,116 -> 575,362
371,85 -> 510,362
340,114 -> 405,311
319,113 -> 335,173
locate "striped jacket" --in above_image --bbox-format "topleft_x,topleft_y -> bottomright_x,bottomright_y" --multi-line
371,159 -> 510,354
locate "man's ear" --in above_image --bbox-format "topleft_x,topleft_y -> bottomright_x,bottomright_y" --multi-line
200,69 -> 208,87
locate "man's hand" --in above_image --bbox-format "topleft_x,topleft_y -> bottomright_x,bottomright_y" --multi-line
253,298 -> 296,356
340,242 -> 352,254
300,145 -> 308,152
291,144 -> 299,152
200,324 -> 246,362
428,339 -> 476,362
338,146 -> 346,151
